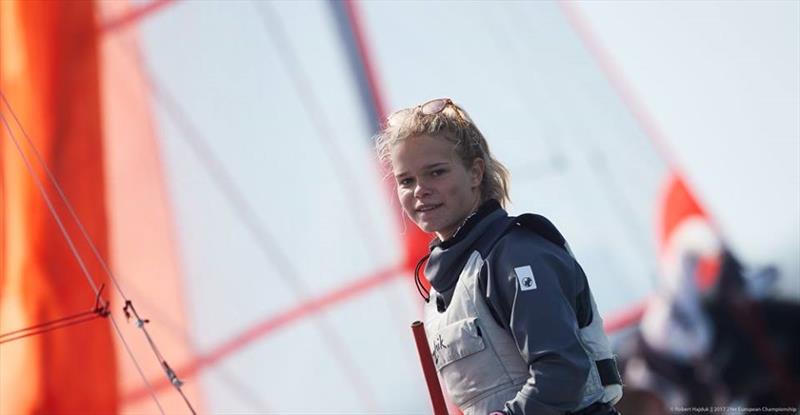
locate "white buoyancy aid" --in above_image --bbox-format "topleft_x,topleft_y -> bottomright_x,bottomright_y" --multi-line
425,250 -> 611,414
422,202 -> 622,414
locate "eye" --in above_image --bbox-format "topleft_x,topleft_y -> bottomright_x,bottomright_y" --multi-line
398,177 -> 413,187
431,168 -> 447,177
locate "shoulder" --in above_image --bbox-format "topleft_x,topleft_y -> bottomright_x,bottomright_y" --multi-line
490,224 -> 574,269
485,224 -> 580,296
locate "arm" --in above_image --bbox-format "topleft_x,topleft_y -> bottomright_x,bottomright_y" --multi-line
483,232 -> 592,415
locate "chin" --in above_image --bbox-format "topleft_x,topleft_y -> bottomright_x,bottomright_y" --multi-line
414,219 -> 438,234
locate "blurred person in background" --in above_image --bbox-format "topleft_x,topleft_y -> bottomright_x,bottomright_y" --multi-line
376,98 -> 623,415
616,177 -> 800,410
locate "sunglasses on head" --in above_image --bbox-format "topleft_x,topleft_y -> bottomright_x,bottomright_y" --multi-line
387,97 -> 469,127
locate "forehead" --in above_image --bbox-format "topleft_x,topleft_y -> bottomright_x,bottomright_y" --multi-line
390,135 -> 457,173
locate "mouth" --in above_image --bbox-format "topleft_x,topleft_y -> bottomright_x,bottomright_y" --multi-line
415,203 -> 443,214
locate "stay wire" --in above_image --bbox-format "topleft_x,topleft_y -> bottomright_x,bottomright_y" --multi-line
253,0 -> 410,337
0,92 -> 130,300
1,314 -> 102,345
0,310 -> 97,340
113,29 -> 259,411
0,94 -> 177,414
0,109 -> 101,297
0,104 -> 165,414
120,280 -> 271,410
486,5 -> 661,290
250,5 -> 385,407
139,55 -> 378,412
251,0 -> 384,257
110,315 -> 167,415
107,29 -> 267,411
0,287 -> 112,344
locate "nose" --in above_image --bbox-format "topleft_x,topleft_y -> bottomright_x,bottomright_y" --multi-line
413,180 -> 431,199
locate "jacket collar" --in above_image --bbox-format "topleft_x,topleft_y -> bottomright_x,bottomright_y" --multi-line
425,199 -> 506,293
429,199 -> 502,250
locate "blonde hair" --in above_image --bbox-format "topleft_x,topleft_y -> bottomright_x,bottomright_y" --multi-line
375,99 -> 511,207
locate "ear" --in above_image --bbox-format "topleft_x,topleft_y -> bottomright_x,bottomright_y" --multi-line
470,158 -> 485,188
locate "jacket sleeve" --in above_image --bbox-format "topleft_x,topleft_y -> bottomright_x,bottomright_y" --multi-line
483,231 -> 591,415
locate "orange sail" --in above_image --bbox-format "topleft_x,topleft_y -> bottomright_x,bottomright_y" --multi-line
0,0 -> 117,413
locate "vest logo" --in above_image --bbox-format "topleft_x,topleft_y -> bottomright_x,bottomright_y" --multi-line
514,266 -> 537,291
432,333 -> 447,365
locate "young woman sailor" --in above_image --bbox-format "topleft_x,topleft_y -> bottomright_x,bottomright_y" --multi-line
376,98 -> 623,415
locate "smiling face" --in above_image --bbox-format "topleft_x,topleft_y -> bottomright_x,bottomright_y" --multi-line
391,134 -> 485,240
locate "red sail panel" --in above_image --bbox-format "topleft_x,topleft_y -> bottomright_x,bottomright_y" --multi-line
97,0 -> 204,412
0,0 -> 117,413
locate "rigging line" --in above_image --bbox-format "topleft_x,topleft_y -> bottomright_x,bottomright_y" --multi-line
112,30 -> 372,410
0,310 -> 103,339
134,53 -> 379,409
132,57 -> 308,302
556,1 -> 686,289
0,310 -> 97,340
503,3 -> 661,289
3,87 -> 167,411
251,1 -> 386,261
125,302 -> 197,412
121,299 -> 196,413
331,0 -> 451,318
123,259 -> 651,402
556,1 -> 680,174
510,1 -> 665,191
139,64 -> 311,300
1,93 -> 196,414
109,314 -> 167,415
0,315 -> 104,345
120,281 -> 272,411
107,27 -> 211,411
0,282 -> 111,343
252,4 -> 406,398
257,0 -> 409,341
484,6 -> 567,171
0,91 -> 131,301
0,108 -> 101,296
209,365 -> 272,412
124,263 -> 403,403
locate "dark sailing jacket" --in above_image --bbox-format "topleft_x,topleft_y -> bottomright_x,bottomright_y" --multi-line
422,200 -> 622,414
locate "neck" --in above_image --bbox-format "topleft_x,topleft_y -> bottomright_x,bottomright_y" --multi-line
435,194 -> 484,241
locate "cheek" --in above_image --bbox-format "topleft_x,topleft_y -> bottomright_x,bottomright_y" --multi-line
397,188 -> 413,211
443,177 -> 468,199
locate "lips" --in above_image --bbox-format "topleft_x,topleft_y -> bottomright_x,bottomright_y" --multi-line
416,203 -> 443,213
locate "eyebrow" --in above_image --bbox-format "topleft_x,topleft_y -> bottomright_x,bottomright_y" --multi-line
395,162 -> 449,179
